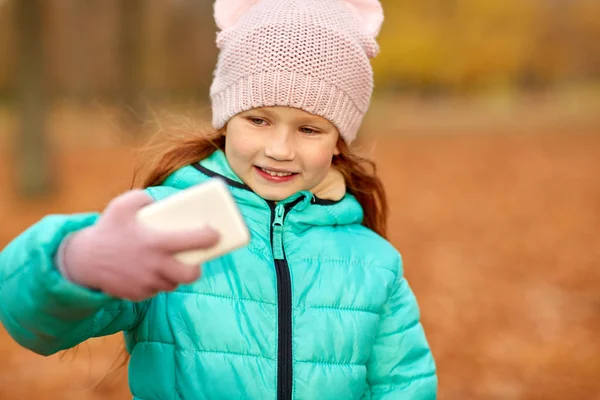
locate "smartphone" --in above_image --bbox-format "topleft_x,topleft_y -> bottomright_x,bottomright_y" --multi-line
136,178 -> 250,265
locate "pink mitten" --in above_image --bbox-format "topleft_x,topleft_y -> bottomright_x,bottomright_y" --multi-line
56,190 -> 220,301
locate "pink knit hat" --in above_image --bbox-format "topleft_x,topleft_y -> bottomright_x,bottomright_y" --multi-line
210,0 -> 384,144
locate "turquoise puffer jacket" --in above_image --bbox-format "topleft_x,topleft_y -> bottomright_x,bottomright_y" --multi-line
0,150 -> 437,399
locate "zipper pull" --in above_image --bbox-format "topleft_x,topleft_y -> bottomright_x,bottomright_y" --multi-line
273,204 -> 285,226
272,204 -> 286,260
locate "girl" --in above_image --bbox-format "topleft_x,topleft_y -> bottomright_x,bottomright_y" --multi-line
0,0 -> 437,398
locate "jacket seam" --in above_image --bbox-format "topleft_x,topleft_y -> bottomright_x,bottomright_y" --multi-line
295,359 -> 365,368
138,340 -> 276,361
341,227 -> 389,240
91,306 -> 133,334
294,258 -> 397,275
1,262 -> 32,287
169,290 -> 277,306
370,370 -> 436,392
101,305 -> 125,313
397,318 -> 420,335
245,240 -> 274,263
307,306 -> 379,315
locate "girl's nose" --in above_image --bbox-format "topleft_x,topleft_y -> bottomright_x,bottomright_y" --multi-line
264,128 -> 295,161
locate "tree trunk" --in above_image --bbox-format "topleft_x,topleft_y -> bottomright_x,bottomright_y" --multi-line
120,0 -> 145,136
15,0 -> 53,197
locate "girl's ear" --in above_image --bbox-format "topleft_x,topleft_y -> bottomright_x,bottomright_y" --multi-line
343,0 -> 384,38
214,0 -> 261,30
333,142 -> 341,156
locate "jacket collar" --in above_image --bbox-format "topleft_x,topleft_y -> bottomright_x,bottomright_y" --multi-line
161,150 -> 364,229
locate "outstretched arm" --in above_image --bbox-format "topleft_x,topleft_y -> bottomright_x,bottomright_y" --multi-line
0,213 -> 147,356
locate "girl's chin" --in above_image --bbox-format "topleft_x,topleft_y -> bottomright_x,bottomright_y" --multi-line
253,188 -> 296,202
248,182 -> 300,202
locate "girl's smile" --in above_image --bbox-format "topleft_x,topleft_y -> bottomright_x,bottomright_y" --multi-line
254,166 -> 299,183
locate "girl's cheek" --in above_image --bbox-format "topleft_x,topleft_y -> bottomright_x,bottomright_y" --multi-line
315,148 -> 336,168
234,134 -> 260,158
227,134 -> 252,162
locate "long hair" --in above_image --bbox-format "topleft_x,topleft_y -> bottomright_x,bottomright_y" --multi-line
132,123 -> 389,238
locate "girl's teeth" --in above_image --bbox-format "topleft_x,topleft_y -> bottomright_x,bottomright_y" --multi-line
261,167 -> 292,177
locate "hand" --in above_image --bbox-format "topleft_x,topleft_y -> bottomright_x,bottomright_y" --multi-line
60,189 -> 220,301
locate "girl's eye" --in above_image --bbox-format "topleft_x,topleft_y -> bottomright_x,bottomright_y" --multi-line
300,127 -> 319,135
248,117 -> 267,126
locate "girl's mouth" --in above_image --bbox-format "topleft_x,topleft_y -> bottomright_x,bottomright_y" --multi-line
255,166 -> 298,183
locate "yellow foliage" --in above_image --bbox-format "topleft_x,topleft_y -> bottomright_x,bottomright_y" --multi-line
373,0 -> 599,92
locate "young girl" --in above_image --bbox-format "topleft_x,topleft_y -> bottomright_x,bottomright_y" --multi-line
0,0 -> 437,398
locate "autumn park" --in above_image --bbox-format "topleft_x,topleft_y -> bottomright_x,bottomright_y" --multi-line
1,1 -> 599,399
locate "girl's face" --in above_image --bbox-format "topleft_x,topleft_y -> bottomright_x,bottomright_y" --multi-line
224,106 -> 340,201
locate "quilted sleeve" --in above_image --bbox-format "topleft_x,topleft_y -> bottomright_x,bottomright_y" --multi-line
366,259 -> 438,399
0,213 -> 148,356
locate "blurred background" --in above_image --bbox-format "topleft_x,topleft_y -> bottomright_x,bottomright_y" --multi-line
1,0 -> 599,399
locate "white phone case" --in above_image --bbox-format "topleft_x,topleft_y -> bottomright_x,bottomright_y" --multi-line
136,178 -> 250,265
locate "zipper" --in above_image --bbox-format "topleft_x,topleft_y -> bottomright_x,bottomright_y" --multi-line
191,164 -> 338,399
269,197 -> 304,400
272,204 -> 285,260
